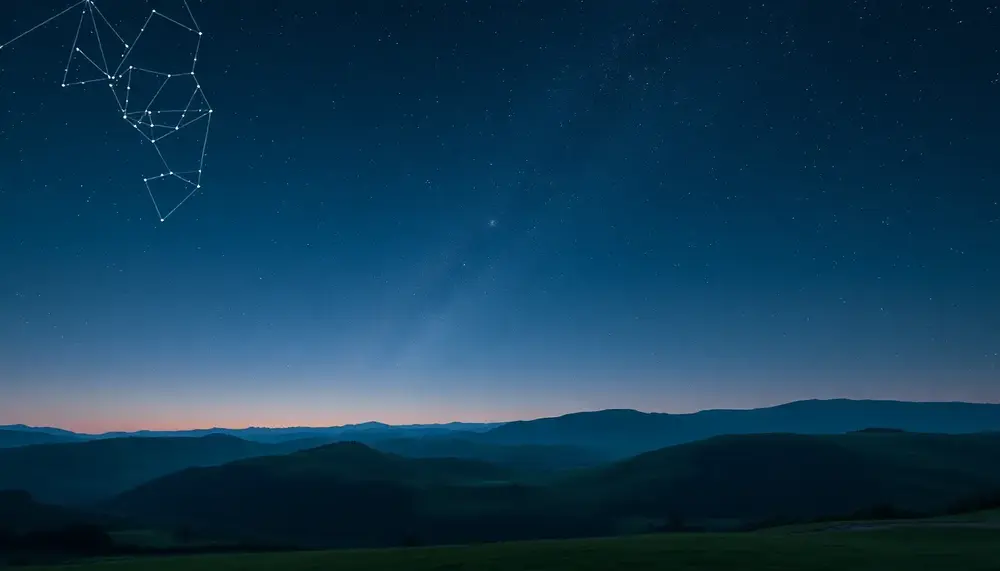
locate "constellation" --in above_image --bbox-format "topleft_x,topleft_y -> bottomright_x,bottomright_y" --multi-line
1,0 -> 213,222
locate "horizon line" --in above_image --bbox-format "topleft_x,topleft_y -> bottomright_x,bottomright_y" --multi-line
5,396 -> 999,436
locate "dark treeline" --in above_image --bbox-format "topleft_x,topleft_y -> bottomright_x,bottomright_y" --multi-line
742,490 -> 1000,531
0,523 -> 301,568
0,524 -> 113,555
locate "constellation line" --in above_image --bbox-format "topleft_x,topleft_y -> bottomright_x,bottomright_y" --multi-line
1,0 -> 213,222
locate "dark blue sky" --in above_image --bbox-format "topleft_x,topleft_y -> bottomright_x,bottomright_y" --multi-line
1,1 -> 998,432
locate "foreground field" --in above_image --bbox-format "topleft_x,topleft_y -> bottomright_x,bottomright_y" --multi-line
32,526 -> 1000,571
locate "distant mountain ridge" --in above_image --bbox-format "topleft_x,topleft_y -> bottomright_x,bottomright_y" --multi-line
478,398 -> 1000,457
5,401 -> 1000,549
5,399 -> 1000,442
5,399 -> 1000,459
0,429 -> 80,448
0,424 -> 81,437
0,421 -> 502,445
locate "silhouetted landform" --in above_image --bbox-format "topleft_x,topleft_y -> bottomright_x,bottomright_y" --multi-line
5,399 -> 1000,455
0,434 -> 609,508
0,523 -> 115,566
0,425 -> 80,439
0,434 -> 335,505
98,431 -> 1000,548
102,442 -> 558,547
0,491 -> 109,534
478,399 -> 1000,457
3,398 -> 999,508
0,429 -> 79,449
0,490 -> 302,566
361,436 -> 609,473
0,421 -> 501,445
0,491 -> 116,565
0,519 -> 297,567
852,427 -> 908,433
743,491 -> 1000,531
565,432 -> 1000,526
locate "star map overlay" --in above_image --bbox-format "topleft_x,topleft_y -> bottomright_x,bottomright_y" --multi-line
0,1 -> 998,432
1,0 -> 212,221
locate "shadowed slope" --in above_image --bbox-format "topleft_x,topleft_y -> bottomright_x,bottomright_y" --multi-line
569,431 -> 1000,525
0,434 -> 326,505
101,432 -> 1000,547
363,436 -> 609,472
481,399 -> 1000,457
103,442 -> 534,547
0,491 -> 106,534
0,429 -> 79,449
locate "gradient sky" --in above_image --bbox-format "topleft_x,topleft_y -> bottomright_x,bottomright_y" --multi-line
1,1 -> 998,433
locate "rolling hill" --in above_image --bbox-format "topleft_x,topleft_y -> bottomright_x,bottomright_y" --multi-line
102,442 -> 566,547
98,431 -> 1000,548
566,430 -> 1000,528
0,434 -> 330,506
0,490 -> 106,534
361,436 -> 609,472
479,399 -> 1000,457
7,398 -> 1000,456
0,430 -> 603,511
0,429 -> 79,449
0,425 -> 80,439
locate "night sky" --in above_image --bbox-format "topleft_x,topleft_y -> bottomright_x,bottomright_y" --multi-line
1,1 -> 998,433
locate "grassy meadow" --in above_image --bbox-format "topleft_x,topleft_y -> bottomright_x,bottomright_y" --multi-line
30,525 -> 1000,571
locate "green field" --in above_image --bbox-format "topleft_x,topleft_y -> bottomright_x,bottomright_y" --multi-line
30,525 -> 1000,571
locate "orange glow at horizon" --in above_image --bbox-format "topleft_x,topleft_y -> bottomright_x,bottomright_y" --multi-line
6,374 -> 997,434
3,402 -> 549,435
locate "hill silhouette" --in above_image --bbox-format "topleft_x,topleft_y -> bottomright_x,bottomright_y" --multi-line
361,436 -> 608,472
480,399 -> 1000,457
0,434 -> 329,505
100,431 -> 1000,547
566,431 -> 1000,528
0,429 -> 79,449
0,490 -> 106,534
221,441 -> 513,484
0,431 -> 604,510
0,425 -> 80,438
103,442 -> 569,547
0,421 -> 500,444
7,399 -> 1000,455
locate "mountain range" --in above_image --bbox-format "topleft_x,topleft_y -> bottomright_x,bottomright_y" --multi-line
6,398 -> 1000,452
0,429 -> 80,449
0,434 -> 333,505
101,430 -> 1000,547
479,399 -> 1000,457
3,398 -> 1000,549
0,421 -> 499,446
